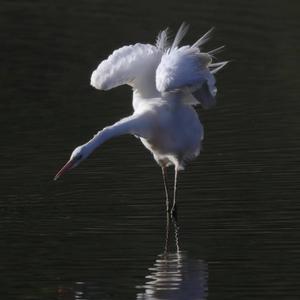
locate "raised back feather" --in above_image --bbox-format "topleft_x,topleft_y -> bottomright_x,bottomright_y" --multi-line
171,22 -> 189,51
156,24 -> 228,108
192,27 -> 214,48
156,28 -> 169,51
156,46 -> 210,92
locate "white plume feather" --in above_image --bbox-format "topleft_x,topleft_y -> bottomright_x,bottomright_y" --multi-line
170,22 -> 189,51
155,24 -> 228,108
192,27 -> 214,48
210,61 -> 229,74
156,28 -> 169,51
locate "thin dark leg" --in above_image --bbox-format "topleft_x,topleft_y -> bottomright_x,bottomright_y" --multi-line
171,216 -> 180,253
161,167 -> 169,212
171,167 -> 178,219
164,212 -> 171,254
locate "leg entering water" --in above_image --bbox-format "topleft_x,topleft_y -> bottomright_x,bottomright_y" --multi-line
164,212 -> 180,254
171,167 -> 178,219
171,216 -> 180,254
164,212 -> 171,254
161,167 -> 169,212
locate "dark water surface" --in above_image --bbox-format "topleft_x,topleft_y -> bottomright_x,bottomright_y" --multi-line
1,0 -> 300,299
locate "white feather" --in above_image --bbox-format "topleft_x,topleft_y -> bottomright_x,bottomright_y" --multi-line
208,45 -> 225,55
192,27 -> 214,48
155,25 -> 228,108
156,28 -> 169,51
210,61 -> 229,74
156,46 -> 212,93
90,43 -> 162,92
170,22 -> 189,51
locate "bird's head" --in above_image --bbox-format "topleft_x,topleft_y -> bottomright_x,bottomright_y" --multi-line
54,145 -> 91,180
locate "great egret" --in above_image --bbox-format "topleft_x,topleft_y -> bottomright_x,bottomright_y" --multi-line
54,23 -> 228,215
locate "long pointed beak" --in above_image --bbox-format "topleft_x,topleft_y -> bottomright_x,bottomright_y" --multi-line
54,159 -> 76,181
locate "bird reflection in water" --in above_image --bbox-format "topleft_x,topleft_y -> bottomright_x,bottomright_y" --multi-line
57,216 -> 207,300
136,215 -> 208,300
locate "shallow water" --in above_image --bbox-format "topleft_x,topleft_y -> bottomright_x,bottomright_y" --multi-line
1,0 -> 300,299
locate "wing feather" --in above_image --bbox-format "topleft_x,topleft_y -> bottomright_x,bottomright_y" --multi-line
91,43 -> 161,91
90,23 -> 227,110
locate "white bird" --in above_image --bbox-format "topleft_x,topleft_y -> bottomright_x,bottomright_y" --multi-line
54,23 -> 228,216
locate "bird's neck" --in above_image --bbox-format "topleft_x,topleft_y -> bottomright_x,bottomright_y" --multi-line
84,126 -> 119,152
82,115 -> 140,154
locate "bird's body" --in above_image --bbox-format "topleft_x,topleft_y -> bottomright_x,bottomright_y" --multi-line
54,23 -> 228,215
136,98 -> 203,170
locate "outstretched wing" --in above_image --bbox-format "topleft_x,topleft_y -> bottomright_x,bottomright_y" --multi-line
90,43 -> 162,91
156,24 -> 228,108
